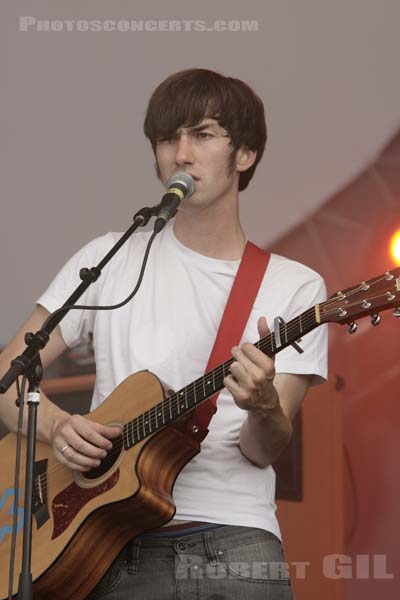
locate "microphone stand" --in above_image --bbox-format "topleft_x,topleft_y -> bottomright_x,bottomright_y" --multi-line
16,353 -> 42,600
0,202 -> 160,599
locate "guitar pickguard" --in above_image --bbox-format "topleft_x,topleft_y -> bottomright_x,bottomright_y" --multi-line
51,470 -> 119,539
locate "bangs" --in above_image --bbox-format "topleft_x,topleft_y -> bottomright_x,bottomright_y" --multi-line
144,70 -> 233,146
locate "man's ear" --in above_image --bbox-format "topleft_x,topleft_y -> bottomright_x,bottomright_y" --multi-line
236,146 -> 257,173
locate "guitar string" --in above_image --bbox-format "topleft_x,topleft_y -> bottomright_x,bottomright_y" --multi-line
35,279 -> 397,495
35,308 -> 320,491
321,291 -> 397,317
40,284 -> 393,492
318,273 -> 397,305
95,279 -> 396,458
325,274 -> 396,302
34,277 -> 398,491
121,308 -> 319,442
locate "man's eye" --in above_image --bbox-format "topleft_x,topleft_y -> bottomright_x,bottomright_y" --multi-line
161,133 -> 182,143
195,132 -> 212,139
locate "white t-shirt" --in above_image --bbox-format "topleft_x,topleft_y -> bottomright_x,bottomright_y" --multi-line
38,220 -> 328,540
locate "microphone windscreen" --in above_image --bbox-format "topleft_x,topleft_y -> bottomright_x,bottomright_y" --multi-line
166,172 -> 195,198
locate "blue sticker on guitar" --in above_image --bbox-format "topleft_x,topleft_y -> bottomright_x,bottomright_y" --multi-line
0,488 -> 24,545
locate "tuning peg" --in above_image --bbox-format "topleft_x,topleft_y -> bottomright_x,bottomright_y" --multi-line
393,307 -> 400,318
371,314 -> 381,326
348,322 -> 358,334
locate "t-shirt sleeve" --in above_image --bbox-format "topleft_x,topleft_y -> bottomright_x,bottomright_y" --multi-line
273,269 -> 328,386
36,233 -> 116,348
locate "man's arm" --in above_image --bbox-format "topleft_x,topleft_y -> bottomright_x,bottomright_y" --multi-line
239,372 -> 311,468
0,305 -> 69,440
0,305 -> 119,471
224,315 -> 313,468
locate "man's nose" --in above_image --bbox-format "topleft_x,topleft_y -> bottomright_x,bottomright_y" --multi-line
175,133 -> 194,165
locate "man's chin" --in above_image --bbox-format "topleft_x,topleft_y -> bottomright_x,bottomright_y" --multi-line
182,194 -> 218,213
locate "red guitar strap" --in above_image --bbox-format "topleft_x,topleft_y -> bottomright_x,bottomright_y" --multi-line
192,241 -> 270,433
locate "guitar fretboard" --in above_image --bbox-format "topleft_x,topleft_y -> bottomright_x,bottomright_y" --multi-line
122,306 -> 319,448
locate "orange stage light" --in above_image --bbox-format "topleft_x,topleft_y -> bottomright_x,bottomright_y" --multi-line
390,229 -> 400,265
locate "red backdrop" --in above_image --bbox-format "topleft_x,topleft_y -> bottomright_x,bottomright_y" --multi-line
271,130 -> 400,599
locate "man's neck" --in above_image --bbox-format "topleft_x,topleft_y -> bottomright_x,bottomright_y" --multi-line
172,210 -> 246,261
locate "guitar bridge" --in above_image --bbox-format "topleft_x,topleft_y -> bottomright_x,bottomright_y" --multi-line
33,459 -> 50,529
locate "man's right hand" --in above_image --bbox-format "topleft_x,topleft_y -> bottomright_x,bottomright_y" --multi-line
51,413 -> 122,472
0,305 -> 121,472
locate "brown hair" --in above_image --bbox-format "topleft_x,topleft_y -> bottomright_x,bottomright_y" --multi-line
143,68 -> 267,191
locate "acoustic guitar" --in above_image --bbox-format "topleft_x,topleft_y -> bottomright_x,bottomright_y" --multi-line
0,267 -> 399,599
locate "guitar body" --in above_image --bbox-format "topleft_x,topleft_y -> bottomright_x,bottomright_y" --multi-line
0,371 -> 205,600
1,266 -> 398,598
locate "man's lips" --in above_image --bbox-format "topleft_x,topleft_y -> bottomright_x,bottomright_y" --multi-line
172,172 -> 199,181
186,173 -> 200,181
166,172 -> 200,190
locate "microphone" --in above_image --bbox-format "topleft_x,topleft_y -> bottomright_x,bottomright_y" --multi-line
154,172 -> 195,232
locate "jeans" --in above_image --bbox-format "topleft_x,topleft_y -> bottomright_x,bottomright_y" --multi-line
86,525 -> 294,599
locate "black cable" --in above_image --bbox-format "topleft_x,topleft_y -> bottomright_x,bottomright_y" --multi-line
41,228 -> 159,330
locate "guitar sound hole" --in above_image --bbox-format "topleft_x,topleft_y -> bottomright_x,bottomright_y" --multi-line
83,435 -> 123,480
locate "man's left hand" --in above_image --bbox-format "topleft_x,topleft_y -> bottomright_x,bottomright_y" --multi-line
223,316 -> 279,414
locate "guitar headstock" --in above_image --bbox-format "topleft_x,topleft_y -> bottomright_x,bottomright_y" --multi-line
319,266 -> 400,328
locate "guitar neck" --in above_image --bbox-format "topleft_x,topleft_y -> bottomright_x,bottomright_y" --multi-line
122,305 -> 320,449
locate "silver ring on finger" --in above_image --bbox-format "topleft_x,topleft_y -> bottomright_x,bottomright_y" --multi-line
60,444 -> 70,455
